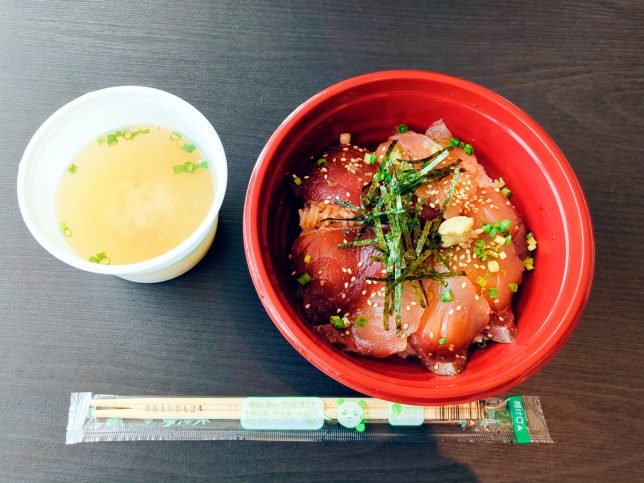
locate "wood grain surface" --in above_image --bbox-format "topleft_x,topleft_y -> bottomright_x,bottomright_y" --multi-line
1,1 -> 642,481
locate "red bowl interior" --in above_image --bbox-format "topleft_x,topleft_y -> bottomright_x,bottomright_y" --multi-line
243,71 -> 594,404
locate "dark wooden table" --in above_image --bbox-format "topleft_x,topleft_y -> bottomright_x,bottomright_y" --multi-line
1,1 -> 642,481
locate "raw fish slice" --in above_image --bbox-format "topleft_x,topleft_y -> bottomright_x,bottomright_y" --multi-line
448,238 -> 524,313
415,146 -> 482,219
468,188 -> 528,259
407,275 -> 491,375
425,118 -> 453,144
294,144 -> 375,206
375,131 -> 443,161
485,306 -> 518,343
290,228 -> 381,321
316,284 -> 426,357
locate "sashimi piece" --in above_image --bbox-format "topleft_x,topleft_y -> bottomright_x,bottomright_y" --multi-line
316,285 -> 426,357
448,238 -> 524,313
415,146 -> 483,219
290,228 -> 381,321
468,188 -> 528,259
294,144 -> 375,206
485,306 -> 518,343
407,275 -> 491,375
375,131 -> 443,161
425,119 -> 453,144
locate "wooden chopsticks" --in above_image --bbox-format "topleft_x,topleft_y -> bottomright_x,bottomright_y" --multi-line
89,397 -> 484,423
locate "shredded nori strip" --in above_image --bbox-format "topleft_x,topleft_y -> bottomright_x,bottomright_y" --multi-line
332,137 -> 464,332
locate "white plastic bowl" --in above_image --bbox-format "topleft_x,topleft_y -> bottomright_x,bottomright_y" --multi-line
17,86 -> 227,283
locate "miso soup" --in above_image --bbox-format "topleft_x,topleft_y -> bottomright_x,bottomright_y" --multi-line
56,125 -> 215,265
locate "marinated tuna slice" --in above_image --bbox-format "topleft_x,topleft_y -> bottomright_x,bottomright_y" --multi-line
407,276 -> 491,375
485,306 -> 518,343
290,228 -> 381,321
375,131 -> 443,161
316,285 -> 425,357
425,118 -> 453,144
294,144 -> 376,206
449,237 -> 524,313
468,188 -> 528,259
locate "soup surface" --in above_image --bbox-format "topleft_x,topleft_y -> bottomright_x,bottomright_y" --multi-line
56,125 -> 214,265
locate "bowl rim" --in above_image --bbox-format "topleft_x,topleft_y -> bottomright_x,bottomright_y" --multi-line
17,85 -> 228,275
243,70 -> 595,404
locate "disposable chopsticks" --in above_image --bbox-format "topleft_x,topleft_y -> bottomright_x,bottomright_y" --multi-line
89,397 -> 483,422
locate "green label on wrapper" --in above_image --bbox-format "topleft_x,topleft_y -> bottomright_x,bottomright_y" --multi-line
388,403 -> 424,426
240,397 -> 324,430
507,396 -> 531,444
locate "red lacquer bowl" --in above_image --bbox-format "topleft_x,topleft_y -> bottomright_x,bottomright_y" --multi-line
243,71 -> 594,405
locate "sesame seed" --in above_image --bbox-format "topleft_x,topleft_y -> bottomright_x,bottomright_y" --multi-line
411,301 -> 417,306
347,268 -> 352,275
499,316 -> 505,321
430,331 -> 434,338
361,290 -> 367,295
304,304 -> 310,309
448,309 -> 454,315
494,298 -> 500,304
434,364 -> 439,370
461,282 -> 467,289
336,308 -> 341,313
341,293 -> 347,299
357,261 -> 363,267
474,295 -> 480,300
456,305 -> 462,311
406,305 -> 411,311
344,282 -> 349,289
350,276 -> 356,282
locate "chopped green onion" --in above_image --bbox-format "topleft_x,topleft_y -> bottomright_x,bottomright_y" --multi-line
524,256 -> 535,271
296,272 -> 312,285
122,129 -> 133,140
89,251 -> 110,265
439,337 -> 447,345
488,260 -> 500,273
508,282 -> 518,293
478,340 -> 488,348
499,219 -> 511,232
317,157 -> 327,167
501,187 -> 512,197
526,232 -> 538,251
170,132 -> 182,141
449,137 -> 460,147
67,163 -> 78,174
363,153 -> 377,164
303,254 -> 312,264
505,235 -> 512,245
475,239 -> 485,249
197,159 -> 208,169
140,128 -> 150,134
330,315 -> 345,329
464,144 -> 474,155
97,136 -> 106,146
59,222 -> 72,237
293,175 -> 302,186
440,289 -> 453,302
182,143 -> 197,153
398,124 -> 408,133
107,133 -> 118,146
476,276 -> 487,287
488,287 -> 499,298
458,141 -> 465,148
355,316 -> 368,327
